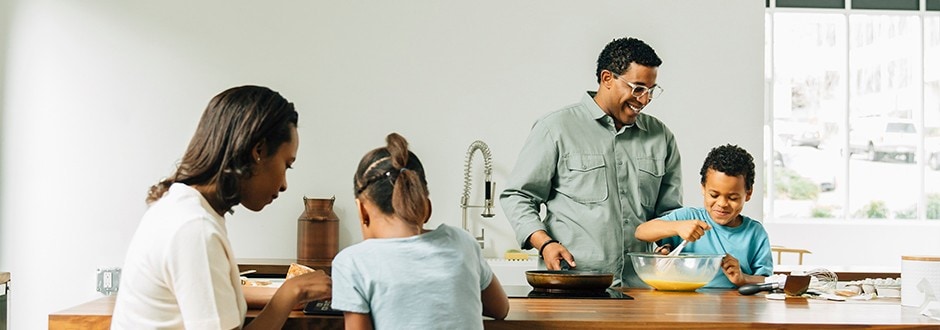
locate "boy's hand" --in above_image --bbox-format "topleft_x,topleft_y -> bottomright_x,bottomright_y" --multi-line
721,254 -> 746,287
653,243 -> 672,255
675,220 -> 711,242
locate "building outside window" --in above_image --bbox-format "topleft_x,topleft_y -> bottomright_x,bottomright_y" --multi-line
765,1 -> 940,221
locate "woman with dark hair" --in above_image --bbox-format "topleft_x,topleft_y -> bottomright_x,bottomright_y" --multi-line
330,133 -> 509,329
111,86 -> 331,329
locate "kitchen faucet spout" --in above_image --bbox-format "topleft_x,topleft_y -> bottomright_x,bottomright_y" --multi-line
461,140 -> 495,249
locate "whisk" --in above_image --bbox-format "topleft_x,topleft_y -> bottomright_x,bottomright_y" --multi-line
657,240 -> 688,272
805,268 -> 838,293
670,240 -> 688,256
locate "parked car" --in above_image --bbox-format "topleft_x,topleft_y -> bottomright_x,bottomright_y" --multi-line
775,120 -> 822,148
848,118 -> 917,163
928,137 -> 940,171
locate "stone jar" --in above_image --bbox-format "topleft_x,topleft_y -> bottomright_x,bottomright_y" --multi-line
297,196 -> 340,261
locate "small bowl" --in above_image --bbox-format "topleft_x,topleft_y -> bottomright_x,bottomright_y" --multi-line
875,285 -> 901,298
629,252 -> 724,291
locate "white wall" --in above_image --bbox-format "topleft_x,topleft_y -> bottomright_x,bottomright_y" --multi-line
764,221 -> 940,266
0,1 -> 764,328
0,0 -> 9,269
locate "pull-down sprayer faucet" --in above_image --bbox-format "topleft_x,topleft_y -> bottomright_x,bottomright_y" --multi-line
461,140 -> 495,249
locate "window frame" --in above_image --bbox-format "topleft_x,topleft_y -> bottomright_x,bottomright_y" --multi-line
765,1 -> 940,223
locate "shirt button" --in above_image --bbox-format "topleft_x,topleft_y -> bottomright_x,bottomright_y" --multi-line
618,161 -> 623,165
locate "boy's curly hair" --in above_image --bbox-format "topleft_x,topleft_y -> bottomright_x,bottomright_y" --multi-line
700,144 -> 755,191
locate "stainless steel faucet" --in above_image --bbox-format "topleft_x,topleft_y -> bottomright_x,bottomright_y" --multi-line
460,140 -> 495,249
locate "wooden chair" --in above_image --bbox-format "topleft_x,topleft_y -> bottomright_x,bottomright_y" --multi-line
770,246 -> 812,265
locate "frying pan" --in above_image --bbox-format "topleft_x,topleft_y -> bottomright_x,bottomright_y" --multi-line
525,260 -> 614,291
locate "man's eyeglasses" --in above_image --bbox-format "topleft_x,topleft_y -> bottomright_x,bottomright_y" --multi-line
615,75 -> 663,99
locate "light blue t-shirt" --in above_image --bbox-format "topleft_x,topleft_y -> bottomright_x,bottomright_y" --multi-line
330,224 -> 494,329
659,207 -> 773,288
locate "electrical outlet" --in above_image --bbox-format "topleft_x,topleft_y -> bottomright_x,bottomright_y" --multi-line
96,268 -> 121,295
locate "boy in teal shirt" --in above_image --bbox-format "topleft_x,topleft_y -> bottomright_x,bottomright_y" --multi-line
635,144 -> 773,288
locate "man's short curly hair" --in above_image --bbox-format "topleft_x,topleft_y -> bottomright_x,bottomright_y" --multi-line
596,37 -> 662,83
700,144 -> 755,191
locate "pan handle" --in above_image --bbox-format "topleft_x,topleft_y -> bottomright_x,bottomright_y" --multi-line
738,282 -> 779,295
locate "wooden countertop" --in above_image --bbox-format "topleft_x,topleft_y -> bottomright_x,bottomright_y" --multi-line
492,288 -> 937,329
49,287 -> 939,329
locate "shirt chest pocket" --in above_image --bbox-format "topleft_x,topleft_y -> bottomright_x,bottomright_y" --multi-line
559,153 -> 609,204
636,157 -> 664,208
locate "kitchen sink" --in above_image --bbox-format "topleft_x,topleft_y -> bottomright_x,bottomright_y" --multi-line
486,258 -> 538,286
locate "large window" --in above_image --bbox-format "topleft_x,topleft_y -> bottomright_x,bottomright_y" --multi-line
766,4 -> 940,221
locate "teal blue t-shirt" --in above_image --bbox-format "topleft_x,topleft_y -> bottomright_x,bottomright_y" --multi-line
659,207 -> 773,288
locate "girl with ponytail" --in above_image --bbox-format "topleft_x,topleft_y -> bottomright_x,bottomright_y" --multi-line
331,133 -> 509,329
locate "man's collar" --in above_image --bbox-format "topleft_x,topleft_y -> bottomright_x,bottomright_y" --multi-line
583,91 -> 646,131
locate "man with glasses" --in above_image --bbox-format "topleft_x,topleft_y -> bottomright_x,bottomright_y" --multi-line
501,37 -> 682,287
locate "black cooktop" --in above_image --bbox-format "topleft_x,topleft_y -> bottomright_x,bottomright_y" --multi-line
502,285 -> 633,300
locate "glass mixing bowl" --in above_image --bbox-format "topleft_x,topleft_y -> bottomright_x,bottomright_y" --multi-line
629,252 -> 724,291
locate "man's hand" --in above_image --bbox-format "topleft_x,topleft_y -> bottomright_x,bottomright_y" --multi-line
541,242 -> 576,270
529,230 -> 576,270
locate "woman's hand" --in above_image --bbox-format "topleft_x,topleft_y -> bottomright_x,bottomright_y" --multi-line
243,286 -> 278,310
283,270 -> 332,305
244,270 -> 332,330
243,270 -> 332,311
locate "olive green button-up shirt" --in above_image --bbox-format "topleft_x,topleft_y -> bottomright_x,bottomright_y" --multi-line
500,91 -> 683,287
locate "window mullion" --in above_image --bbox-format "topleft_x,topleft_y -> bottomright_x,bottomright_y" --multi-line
843,10 -> 852,220
918,12 -> 928,220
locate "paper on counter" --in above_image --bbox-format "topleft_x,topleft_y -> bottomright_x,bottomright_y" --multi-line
921,301 -> 940,321
918,277 -> 940,320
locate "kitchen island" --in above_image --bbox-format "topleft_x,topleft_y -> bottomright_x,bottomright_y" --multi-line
50,287 -> 939,329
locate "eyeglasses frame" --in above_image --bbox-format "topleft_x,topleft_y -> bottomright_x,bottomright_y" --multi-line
612,73 -> 663,100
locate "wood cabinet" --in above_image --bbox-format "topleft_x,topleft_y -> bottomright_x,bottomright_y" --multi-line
236,258 -> 332,277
